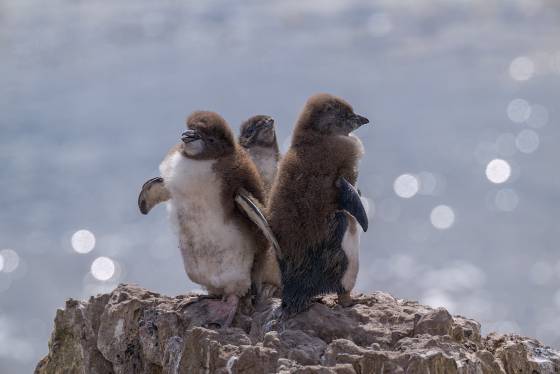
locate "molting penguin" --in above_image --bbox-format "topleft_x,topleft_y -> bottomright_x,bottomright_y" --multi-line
267,93 -> 370,317
138,114 -> 280,213
139,111 -> 279,327
239,115 -> 280,197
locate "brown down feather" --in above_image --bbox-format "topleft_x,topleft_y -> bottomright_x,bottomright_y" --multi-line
184,111 -> 278,290
266,94 -> 364,269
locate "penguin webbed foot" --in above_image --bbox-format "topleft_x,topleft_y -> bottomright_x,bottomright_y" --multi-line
204,295 -> 240,329
258,283 -> 280,303
262,305 -> 286,333
337,291 -> 355,307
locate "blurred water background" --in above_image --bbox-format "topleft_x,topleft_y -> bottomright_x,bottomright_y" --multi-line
1,0 -> 560,372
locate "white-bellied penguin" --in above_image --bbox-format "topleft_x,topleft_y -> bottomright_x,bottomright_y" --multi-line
138,111 -> 279,327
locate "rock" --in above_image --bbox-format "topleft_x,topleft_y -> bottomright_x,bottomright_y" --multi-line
35,284 -> 560,374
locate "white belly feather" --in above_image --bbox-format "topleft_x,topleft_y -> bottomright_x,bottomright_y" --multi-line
159,151 -> 254,296
247,147 -> 278,191
341,214 -> 361,292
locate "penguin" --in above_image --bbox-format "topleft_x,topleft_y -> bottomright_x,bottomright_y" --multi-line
138,111 -> 279,327
138,114 -> 280,212
238,115 -> 280,196
139,114 -> 283,301
267,93 -> 370,317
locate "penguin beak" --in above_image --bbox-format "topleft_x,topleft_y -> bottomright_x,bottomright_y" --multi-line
262,117 -> 274,129
181,129 -> 201,144
353,114 -> 370,127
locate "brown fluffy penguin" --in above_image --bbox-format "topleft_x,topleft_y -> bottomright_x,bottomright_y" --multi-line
138,111 -> 279,327
138,114 -> 280,213
267,93 -> 369,317
239,115 -> 280,196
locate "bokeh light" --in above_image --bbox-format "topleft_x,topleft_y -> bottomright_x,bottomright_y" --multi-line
430,205 -> 455,230
494,189 -> 519,212
71,229 -> 96,254
90,257 -> 115,281
485,159 -> 511,184
0,254 -> 4,272
515,129 -> 540,154
509,56 -> 534,81
507,98 -> 531,123
526,104 -> 549,128
0,249 -> 20,273
393,173 -> 419,198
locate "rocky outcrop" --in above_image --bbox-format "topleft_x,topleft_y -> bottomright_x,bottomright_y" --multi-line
36,284 -> 560,373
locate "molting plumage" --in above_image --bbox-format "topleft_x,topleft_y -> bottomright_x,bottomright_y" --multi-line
267,93 -> 370,317
140,111 -> 278,327
239,115 -> 280,195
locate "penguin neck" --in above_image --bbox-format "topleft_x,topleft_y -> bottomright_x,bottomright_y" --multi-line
247,144 -> 279,162
247,145 -> 279,191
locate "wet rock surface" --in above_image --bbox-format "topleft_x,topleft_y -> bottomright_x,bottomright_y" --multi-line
36,284 -> 560,373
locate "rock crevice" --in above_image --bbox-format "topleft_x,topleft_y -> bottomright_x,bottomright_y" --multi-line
35,284 -> 560,373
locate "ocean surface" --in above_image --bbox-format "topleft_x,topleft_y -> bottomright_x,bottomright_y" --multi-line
1,0 -> 559,372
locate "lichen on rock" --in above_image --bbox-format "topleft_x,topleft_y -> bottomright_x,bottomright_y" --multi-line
35,284 -> 560,374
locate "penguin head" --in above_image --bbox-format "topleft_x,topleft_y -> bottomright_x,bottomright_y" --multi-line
182,111 -> 236,159
239,115 -> 276,149
295,93 -> 369,139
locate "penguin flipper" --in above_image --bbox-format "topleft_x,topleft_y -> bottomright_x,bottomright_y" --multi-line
138,177 -> 170,215
235,188 -> 281,257
336,177 -> 368,232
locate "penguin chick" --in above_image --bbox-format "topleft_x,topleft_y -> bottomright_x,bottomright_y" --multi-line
138,115 -> 280,212
239,115 -> 280,196
138,120 -> 282,304
147,111 -> 279,328
238,115 -> 282,300
267,93 -> 370,317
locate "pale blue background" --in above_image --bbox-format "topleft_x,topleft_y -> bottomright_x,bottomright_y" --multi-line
1,1 -> 559,372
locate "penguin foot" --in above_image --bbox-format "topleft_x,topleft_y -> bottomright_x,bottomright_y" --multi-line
337,291 -> 354,307
196,294 -> 220,302
258,283 -> 279,303
312,296 -> 326,305
205,295 -> 239,329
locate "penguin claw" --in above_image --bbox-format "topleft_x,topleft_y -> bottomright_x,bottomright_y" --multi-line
337,291 -> 354,307
204,295 -> 239,329
312,296 -> 325,304
263,306 -> 286,333
258,284 -> 279,302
